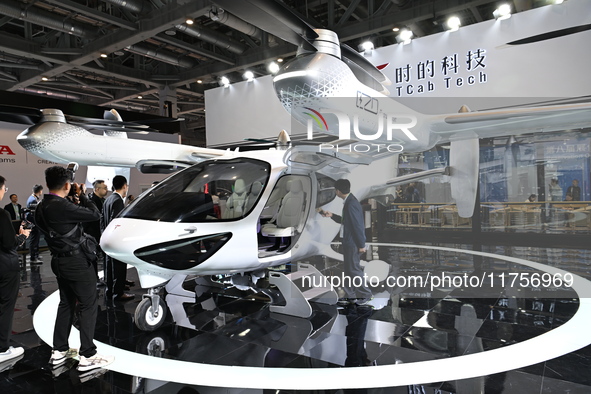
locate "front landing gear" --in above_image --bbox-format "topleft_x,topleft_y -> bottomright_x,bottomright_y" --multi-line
134,287 -> 167,331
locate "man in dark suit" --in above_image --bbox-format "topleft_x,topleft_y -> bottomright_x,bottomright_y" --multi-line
82,180 -> 108,277
3,194 -> 23,222
320,179 -> 373,306
26,185 -> 43,263
101,175 -> 134,302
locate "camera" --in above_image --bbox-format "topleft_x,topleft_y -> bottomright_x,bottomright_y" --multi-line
22,220 -> 34,230
66,162 -> 82,198
68,182 -> 81,197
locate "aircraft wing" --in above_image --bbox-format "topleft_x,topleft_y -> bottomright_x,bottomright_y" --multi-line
430,102 -> 591,140
134,147 -> 229,173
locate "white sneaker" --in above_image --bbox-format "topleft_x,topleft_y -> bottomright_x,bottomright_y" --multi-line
77,353 -> 114,372
50,348 -> 78,365
0,346 -> 24,363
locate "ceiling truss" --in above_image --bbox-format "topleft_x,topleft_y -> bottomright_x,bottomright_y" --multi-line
0,0 -> 549,143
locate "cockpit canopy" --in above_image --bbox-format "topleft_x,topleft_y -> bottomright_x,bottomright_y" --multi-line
121,158 -> 270,223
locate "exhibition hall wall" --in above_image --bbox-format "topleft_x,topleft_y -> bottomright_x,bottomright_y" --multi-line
205,75 -> 294,147
205,0 -> 590,143
204,0 -> 590,211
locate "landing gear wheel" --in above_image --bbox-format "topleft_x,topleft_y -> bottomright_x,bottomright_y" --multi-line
134,297 -> 167,331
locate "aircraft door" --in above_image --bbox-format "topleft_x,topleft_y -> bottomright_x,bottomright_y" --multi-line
259,175 -> 312,256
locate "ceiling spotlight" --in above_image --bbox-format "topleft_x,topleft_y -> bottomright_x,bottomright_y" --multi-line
392,27 -> 400,32
114,50 -> 124,56
268,62 -> 280,74
100,53 -> 108,58
196,79 -> 203,84
446,16 -> 461,31
396,29 -> 413,45
219,76 -> 230,88
137,95 -> 143,99
41,76 -> 49,81
493,4 -> 512,20
243,70 -> 254,82
553,0 -> 564,3
185,18 -> 194,25
277,58 -> 284,63
359,41 -> 374,54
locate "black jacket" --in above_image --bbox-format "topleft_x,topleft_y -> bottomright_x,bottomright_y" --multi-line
3,203 -> 23,221
82,193 -> 104,242
101,193 -> 124,232
35,193 -> 100,254
0,210 -> 26,271
330,194 -> 366,249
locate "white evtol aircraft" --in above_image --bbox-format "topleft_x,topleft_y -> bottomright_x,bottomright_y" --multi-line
6,0 -> 591,330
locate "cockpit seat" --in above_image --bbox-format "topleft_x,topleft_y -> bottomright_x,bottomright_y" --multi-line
245,181 -> 263,213
223,178 -> 248,219
262,179 -> 305,237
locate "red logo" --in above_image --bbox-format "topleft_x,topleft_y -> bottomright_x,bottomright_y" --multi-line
0,145 -> 15,155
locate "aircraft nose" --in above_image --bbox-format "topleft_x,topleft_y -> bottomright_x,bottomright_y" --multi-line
17,125 -> 41,151
17,120 -> 85,157
100,222 -> 124,254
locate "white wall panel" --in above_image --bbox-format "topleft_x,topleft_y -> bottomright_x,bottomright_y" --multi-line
205,0 -> 591,144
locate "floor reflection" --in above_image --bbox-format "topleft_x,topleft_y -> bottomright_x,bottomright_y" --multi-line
2,244 -> 591,393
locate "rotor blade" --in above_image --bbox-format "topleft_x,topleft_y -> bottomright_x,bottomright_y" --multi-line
133,117 -> 185,124
0,105 -> 42,125
244,138 -> 275,143
341,55 -> 389,95
213,0 -> 318,49
340,43 -> 388,84
131,117 -> 185,133
72,123 -> 160,133
65,115 -> 151,128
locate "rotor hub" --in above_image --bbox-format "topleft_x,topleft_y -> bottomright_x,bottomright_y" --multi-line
297,28 -> 341,58
40,108 -> 66,123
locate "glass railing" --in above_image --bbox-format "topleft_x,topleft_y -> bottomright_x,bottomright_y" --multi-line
385,202 -> 591,233
482,201 -> 591,233
386,203 -> 471,230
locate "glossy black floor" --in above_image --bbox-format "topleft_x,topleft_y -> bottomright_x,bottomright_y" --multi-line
1,244 -> 591,393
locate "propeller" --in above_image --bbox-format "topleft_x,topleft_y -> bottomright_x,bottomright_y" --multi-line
213,0 -> 389,90
214,0 -> 318,50
244,130 -> 291,150
0,105 -> 42,125
0,105 -> 182,133
244,138 -> 276,145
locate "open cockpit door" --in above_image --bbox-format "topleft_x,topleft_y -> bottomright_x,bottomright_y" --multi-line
259,174 -> 312,257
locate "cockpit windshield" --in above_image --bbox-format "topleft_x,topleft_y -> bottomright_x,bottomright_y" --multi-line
120,158 -> 270,222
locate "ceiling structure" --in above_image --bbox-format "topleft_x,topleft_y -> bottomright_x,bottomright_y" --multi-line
0,0 -> 555,145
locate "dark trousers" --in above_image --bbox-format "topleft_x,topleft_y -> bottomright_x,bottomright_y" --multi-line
29,225 -> 41,259
51,255 -> 98,358
342,243 -> 372,300
0,270 -> 19,352
105,256 -> 127,298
